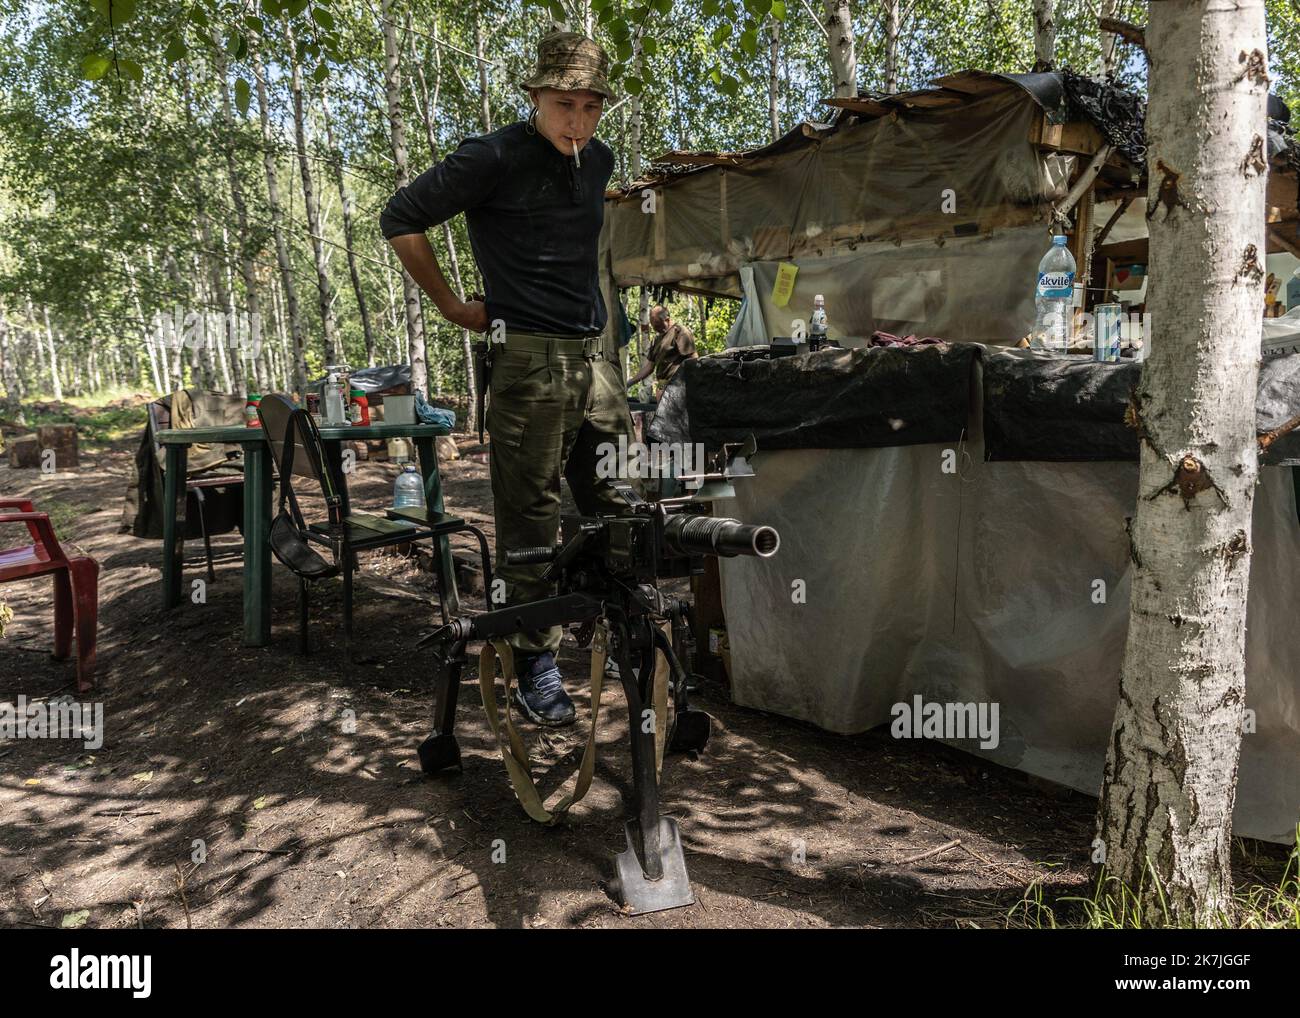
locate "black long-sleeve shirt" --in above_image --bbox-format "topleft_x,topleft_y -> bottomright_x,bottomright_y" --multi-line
380,121 -> 614,336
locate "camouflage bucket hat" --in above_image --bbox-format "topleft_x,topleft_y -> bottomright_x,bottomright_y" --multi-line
520,31 -> 616,101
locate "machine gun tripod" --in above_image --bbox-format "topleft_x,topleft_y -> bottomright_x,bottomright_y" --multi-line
416,477 -> 778,915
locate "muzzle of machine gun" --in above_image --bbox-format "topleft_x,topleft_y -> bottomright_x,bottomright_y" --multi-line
662,514 -> 779,559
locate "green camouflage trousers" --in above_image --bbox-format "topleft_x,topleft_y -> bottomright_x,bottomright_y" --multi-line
486,333 -> 635,654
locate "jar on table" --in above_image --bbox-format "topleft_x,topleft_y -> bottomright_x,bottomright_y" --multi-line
244,393 -> 262,427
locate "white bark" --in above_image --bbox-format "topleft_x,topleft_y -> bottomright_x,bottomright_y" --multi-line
1099,0 -> 1118,77
411,24 -> 477,430
250,36 -> 309,395
288,21 -> 340,368
768,17 -> 781,141
1098,0 -> 1269,926
214,35 -> 261,396
1033,0 -> 1055,72
320,82 -> 377,368
629,32 -> 649,364
381,0 -> 428,397
40,302 -> 62,401
884,0 -> 901,93
122,252 -> 163,393
475,21 -> 492,133
822,0 -> 857,98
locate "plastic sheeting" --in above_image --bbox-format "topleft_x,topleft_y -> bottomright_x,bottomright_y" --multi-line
606,88 -> 1054,298
742,224 -> 1048,345
653,344 -> 1300,467
662,344 -> 977,451
717,414 -> 1300,844
724,265 -> 768,347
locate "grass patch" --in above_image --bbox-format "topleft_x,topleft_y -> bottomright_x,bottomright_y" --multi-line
1006,829 -> 1300,929
7,390 -> 149,446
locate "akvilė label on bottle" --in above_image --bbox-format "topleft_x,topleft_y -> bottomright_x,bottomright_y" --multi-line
1037,271 -> 1075,299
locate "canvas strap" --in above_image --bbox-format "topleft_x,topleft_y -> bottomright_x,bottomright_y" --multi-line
477,621 -> 670,824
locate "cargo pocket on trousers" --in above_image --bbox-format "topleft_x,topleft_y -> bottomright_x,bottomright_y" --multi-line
587,358 -> 634,434
486,397 -> 528,449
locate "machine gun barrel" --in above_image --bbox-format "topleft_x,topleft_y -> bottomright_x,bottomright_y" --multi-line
664,514 -> 780,559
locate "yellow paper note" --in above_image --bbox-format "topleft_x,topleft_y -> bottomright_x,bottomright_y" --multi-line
771,262 -> 798,307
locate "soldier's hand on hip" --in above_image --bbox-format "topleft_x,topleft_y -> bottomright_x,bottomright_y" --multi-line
444,298 -> 489,333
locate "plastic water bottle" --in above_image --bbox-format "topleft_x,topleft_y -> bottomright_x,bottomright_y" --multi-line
323,372 -> 347,425
393,465 -> 425,509
809,295 -> 828,342
1033,235 -> 1077,352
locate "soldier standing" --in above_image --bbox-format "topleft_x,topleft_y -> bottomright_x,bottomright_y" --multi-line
382,32 -> 633,727
627,304 -> 699,399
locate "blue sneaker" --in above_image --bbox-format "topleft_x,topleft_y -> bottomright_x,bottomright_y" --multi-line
512,651 -> 576,727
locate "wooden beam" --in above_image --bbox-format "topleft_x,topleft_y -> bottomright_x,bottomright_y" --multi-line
1269,225 -> 1300,260
1095,196 -> 1136,249
1031,112 -> 1107,156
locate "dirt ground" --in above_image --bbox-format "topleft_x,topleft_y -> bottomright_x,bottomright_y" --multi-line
0,402 -> 1286,929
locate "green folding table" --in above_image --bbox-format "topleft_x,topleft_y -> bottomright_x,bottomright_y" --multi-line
156,422 -> 459,646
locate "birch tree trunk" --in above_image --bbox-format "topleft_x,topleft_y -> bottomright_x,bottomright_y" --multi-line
251,36 -> 309,395
381,0 -> 428,397
320,83 -> 377,367
1033,0 -> 1055,72
884,0 -> 901,93
768,18 -> 781,141
411,24 -> 477,431
214,35 -> 262,397
1097,0 -> 1269,926
1099,0 -> 1118,77
475,21 -> 492,133
0,315 -> 24,401
30,298 -> 45,383
288,21 -> 340,368
122,252 -> 163,393
39,302 -> 62,401
822,0 -> 856,99
629,31 -> 649,366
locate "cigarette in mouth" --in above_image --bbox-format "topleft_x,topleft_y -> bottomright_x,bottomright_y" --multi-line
572,139 -> 581,167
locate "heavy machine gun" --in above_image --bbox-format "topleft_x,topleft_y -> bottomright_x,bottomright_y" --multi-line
417,443 -> 778,914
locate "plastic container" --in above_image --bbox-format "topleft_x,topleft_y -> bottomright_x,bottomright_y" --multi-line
348,388 -> 369,426
1032,235 -> 1077,352
324,373 -> 349,426
244,393 -> 262,427
393,465 -> 425,509
810,295 -> 827,341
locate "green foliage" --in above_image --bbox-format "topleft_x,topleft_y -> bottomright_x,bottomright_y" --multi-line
0,0 -> 1295,409
25,401 -> 148,446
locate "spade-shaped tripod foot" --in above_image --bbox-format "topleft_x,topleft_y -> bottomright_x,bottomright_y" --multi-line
611,816 -> 694,915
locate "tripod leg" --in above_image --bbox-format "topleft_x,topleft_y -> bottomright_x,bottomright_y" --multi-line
610,618 -> 693,915
418,638 -> 465,774
618,635 -> 663,879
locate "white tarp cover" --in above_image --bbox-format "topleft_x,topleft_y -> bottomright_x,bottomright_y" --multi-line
740,224 -> 1047,345
718,405 -> 1300,844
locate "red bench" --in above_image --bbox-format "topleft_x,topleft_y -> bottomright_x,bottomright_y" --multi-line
0,499 -> 99,693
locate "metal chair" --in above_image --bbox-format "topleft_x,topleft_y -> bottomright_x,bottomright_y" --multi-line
256,394 -> 490,656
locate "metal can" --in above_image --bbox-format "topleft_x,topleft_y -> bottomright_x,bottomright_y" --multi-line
1093,303 -> 1123,363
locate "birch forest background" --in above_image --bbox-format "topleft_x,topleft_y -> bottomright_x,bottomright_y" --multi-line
0,0 -> 1296,407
